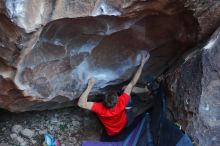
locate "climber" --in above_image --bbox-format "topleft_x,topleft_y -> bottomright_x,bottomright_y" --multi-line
77,54 -> 149,137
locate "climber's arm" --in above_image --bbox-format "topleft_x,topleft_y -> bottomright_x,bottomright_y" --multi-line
124,55 -> 148,96
77,77 -> 95,110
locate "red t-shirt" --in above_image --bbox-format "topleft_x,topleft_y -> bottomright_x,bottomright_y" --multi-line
91,93 -> 130,136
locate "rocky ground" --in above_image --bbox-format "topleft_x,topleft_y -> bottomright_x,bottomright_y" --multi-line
0,107 -> 102,146
0,94 -> 152,146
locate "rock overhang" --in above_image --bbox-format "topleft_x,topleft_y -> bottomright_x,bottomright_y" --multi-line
0,0 -> 200,111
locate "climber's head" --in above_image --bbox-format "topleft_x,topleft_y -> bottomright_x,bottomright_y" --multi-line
103,91 -> 118,109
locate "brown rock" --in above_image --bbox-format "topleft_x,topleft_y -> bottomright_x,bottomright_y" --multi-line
180,0 -> 220,41
0,0 -> 219,112
164,27 -> 220,146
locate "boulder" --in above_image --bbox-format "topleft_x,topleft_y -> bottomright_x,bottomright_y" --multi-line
10,133 -> 27,146
0,0 -> 200,112
11,125 -> 23,134
164,27 -> 220,146
20,128 -> 35,139
0,0 -> 219,112
180,0 -> 220,41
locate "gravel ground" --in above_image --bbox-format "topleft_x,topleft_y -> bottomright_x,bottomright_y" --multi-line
0,94 -> 152,146
0,107 -> 102,146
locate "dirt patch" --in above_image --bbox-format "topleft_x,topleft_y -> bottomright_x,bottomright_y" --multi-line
0,107 -> 102,146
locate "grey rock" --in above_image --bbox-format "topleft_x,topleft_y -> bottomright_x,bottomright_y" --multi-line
31,139 -> 37,144
21,128 -> 35,139
38,129 -> 47,135
50,117 -> 59,123
11,125 -> 23,134
10,133 -> 27,146
16,136 -> 24,143
10,133 -> 17,139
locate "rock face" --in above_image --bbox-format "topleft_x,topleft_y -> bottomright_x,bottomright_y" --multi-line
0,0 -> 201,112
181,0 -> 220,41
0,0 -> 220,112
0,0 -> 219,144
17,16 -> 150,100
165,27 -> 220,146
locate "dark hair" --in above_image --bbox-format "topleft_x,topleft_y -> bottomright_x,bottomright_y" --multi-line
144,76 -> 160,91
103,92 -> 118,109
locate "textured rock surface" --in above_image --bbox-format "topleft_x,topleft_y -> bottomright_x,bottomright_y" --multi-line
3,0 -> 219,38
0,0 -> 201,112
11,125 -> 22,134
165,27 -> 220,146
0,0 -> 219,145
180,0 -> 220,41
0,0 -> 220,112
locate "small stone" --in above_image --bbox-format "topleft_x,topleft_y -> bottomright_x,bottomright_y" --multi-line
72,120 -> 80,127
16,136 -> 25,143
10,133 -> 17,139
12,125 -> 23,134
51,117 -> 59,123
72,137 -> 77,144
21,128 -> 35,139
2,127 -> 6,131
38,129 -> 47,135
31,139 -> 37,144
49,126 -> 53,131
11,135 -> 27,146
